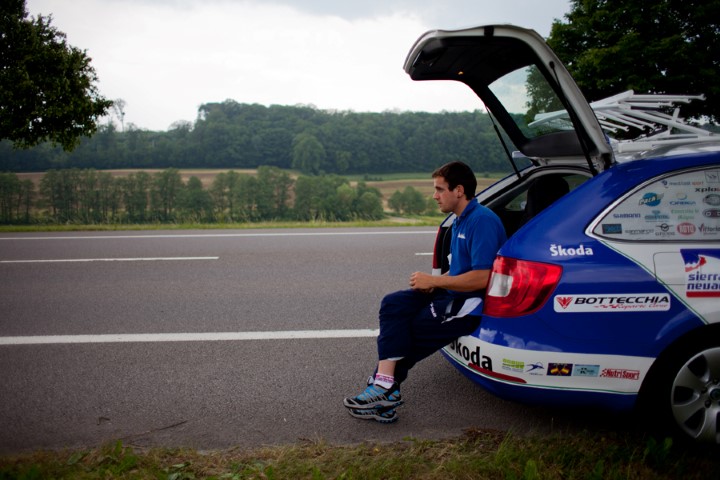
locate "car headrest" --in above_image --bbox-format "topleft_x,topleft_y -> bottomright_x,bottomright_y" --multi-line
524,175 -> 570,220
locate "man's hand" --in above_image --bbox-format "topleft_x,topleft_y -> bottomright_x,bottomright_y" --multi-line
410,269 -> 491,293
409,271 -> 435,293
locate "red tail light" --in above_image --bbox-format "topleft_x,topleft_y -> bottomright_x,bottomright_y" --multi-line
483,256 -> 562,317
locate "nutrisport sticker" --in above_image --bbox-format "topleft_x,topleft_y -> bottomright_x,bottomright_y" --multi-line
682,249 -> 720,297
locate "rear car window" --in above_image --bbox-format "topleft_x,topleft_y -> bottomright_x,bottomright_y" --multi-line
593,167 -> 720,241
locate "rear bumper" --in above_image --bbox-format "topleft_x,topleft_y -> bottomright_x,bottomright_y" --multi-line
441,330 -> 651,411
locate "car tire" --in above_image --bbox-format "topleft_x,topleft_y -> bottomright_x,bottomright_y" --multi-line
642,329 -> 720,444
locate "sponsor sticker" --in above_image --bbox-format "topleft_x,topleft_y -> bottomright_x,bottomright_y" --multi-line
669,192 -> 696,206
502,358 -> 524,373
699,223 -> 720,235
602,224 -> 623,234
704,194 -> 720,206
655,223 -> 676,237
526,362 -> 545,375
671,208 -> 698,221
573,364 -> 600,377
554,294 -> 671,312
677,223 -> 696,235
625,228 -> 655,235
547,363 -> 573,376
644,210 -> 670,222
639,192 -> 663,207
682,249 -> 720,297
600,368 -> 640,380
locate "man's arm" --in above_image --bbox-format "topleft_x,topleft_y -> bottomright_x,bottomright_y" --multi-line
409,269 -> 490,293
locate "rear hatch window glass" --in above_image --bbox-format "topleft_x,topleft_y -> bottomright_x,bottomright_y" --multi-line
488,65 -> 570,142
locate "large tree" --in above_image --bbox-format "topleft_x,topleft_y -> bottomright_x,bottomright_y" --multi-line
292,132 -> 326,175
547,0 -> 720,122
0,0 -> 112,150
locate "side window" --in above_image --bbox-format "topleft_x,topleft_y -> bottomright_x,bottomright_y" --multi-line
593,167 -> 720,241
505,173 -> 589,212
493,173 -> 589,237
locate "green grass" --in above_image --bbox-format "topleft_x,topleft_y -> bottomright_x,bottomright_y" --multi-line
1,429 -> 718,479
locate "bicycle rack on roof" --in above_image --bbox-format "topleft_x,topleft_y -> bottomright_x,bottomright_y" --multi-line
531,90 -> 716,155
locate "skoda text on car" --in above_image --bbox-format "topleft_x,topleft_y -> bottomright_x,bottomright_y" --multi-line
403,25 -> 720,443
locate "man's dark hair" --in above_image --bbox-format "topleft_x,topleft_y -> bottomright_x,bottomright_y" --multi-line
432,161 -> 477,200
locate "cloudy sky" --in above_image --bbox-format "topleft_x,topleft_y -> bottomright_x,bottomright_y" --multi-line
27,0 -> 571,131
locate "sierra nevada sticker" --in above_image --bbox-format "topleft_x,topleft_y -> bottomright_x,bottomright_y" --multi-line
682,249 -> 720,297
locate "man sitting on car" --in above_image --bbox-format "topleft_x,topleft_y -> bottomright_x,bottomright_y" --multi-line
343,161 -> 507,423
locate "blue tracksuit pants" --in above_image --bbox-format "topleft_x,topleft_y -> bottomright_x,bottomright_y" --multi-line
376,289 -> 481,385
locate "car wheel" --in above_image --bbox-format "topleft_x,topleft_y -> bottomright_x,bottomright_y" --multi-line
639,329 -> 720,444
669,345 -> 720,443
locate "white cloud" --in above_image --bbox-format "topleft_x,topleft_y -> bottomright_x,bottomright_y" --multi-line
26,0 -> 570,131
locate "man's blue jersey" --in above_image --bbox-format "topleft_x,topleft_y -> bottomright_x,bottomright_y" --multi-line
448,200 -> 506,295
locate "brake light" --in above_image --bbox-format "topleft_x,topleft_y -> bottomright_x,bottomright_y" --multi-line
483,256 -> 562,317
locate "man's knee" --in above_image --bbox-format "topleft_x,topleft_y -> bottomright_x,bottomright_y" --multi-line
381,289 -> 430,310
381,289 -> 414,305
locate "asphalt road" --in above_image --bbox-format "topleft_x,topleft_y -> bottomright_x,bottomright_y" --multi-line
0,227 -> 633,454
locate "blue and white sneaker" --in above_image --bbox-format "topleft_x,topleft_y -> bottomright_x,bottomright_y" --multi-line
347,404 -> 399,423
343,381 -> 403,410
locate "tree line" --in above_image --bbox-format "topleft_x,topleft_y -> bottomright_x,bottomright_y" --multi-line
0,167 -> 435,225
0,102 -> 509,176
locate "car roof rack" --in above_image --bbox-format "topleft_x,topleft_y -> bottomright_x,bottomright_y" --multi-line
530,90 -> 716,155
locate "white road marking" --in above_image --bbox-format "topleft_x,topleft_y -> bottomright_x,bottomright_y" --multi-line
415,252 -> 433,256
0,257 -> 219,264
0,230 -> 422,345
0,329 -> 380,345
0,230 -> 435,241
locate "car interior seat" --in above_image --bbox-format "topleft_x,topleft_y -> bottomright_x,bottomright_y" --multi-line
518,175 -> 570,227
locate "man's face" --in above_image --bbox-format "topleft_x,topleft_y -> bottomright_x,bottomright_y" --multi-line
432,176 -> 462,214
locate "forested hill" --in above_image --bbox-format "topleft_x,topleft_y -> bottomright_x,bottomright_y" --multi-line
0,100 -> 510,175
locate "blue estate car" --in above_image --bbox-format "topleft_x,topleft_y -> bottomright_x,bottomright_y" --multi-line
403,25 -> 720,443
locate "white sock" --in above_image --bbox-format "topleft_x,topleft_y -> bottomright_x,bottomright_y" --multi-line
374,373 -> 395,389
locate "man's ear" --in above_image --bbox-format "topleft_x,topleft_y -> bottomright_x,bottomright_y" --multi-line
456,185 -> 465,198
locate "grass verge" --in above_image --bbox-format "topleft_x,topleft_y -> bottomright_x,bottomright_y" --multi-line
1,429 -> 718,480
0,218 -> 443,233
